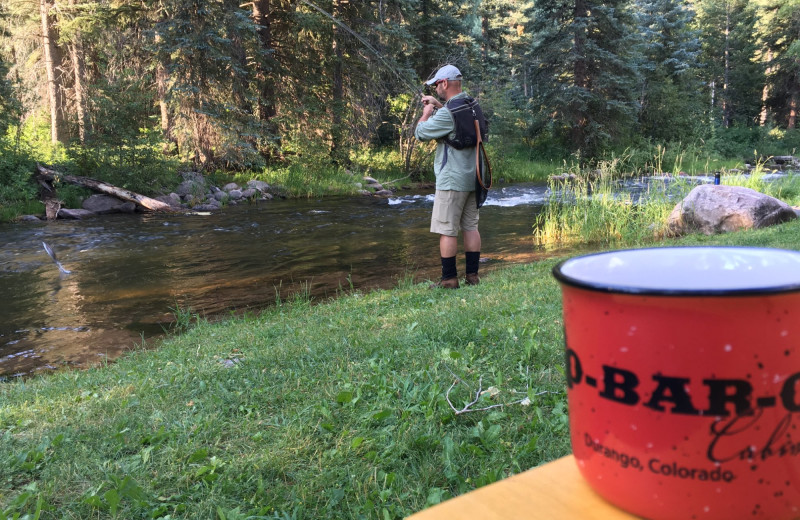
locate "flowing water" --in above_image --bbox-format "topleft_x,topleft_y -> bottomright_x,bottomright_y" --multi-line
0,183 -> 563,378
0,174 -> 761,378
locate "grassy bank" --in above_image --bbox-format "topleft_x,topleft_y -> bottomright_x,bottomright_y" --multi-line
534,169 -> 800,249
4,219 -> 800,519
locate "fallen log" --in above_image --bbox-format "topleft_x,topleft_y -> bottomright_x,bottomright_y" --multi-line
36,164 -> 175,212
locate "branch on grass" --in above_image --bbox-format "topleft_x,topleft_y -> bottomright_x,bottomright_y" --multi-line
444,373 -> 554,416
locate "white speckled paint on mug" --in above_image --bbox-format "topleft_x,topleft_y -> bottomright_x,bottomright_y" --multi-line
553,247 -> 800,520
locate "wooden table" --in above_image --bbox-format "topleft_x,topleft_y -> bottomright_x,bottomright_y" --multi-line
406,455 -> 641,519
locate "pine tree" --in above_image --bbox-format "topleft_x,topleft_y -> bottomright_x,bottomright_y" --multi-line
634,0 -> 703,142
695,0 -> 763,128
756,0 -> 800,128
528,0 -> 641,157
154,0 -> 265,167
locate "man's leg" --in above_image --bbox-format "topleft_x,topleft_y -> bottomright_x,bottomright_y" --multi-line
430,190 -> 468,288
462,193 -> 481,285
463,229 -> 481,253
464,230 -> 481,285
437,234 -> 459,285
440,234 -> 459,258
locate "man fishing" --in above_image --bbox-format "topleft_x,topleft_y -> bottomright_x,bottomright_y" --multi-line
415,65 -> 486,289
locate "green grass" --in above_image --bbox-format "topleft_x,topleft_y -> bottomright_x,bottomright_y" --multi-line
4,218 -> 800,518
0,200 -> 45,222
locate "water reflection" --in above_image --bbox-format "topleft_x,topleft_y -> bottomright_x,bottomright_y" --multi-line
1,185 -> 561,378
0,174 -> 748,378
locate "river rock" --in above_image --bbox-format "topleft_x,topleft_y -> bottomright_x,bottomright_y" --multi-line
82,194 -> 127,214
247,180 -> 270,192
58,208 -> 96,220
176,180 -> 206,198
213,191 -> 227,201
667,185 -> 797,236
241,188 -> 257,199
154,195 -> 182,208
373,189 -> 393,197
223,182 -> 241,192
17,215 -> 41,221
119,202 -> 137,214
176,173 -> 208,198
192,203 -> 221,212
228,189 -> 243,200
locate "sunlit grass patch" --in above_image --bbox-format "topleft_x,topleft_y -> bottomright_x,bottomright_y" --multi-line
534,176 -> 683,248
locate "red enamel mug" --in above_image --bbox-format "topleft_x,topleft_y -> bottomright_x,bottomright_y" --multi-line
553,247 -> 800,520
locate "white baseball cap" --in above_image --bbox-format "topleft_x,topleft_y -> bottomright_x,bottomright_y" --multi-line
425,65 -> 462,85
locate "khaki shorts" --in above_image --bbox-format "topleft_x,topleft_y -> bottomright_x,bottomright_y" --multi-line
430,190 -> 479,236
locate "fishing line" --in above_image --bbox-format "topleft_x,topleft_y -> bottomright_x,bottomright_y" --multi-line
297,0 -> 423,96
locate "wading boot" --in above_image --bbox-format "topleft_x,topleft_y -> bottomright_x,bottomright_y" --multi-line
430,277 -> 460,289
465,273 -> 480,286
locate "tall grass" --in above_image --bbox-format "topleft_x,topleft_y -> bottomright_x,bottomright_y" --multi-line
534,174 -> 691,248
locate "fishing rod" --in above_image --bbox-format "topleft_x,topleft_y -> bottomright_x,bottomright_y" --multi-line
297,0 -> 424,97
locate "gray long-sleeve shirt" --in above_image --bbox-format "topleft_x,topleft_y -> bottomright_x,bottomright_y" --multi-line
414,92 -> 476,192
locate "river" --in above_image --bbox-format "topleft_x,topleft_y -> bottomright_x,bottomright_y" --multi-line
1,182 -> 573,379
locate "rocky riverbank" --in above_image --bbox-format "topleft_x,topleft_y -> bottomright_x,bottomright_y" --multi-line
18,170 -> 408,221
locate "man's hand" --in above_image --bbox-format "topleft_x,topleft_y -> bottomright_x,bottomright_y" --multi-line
419,95 -> 442,122
421,95 -> 442,109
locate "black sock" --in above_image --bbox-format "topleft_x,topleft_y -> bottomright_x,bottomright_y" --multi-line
466,251 -> 480,274
441,256 -> 457,280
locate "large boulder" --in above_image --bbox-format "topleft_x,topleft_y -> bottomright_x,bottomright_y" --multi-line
175,172 -> 208,198
154,195 -> 182,209
667,184 -> 797,236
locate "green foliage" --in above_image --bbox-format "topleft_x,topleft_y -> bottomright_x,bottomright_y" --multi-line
65,130 -> 179,196
0,148 -> 37,205
635,0 -> 704,142
488,145 -> 563,182
527,0 -> 642,158
349,146 -> 406,179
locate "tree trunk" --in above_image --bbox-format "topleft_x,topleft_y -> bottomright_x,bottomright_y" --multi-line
154,27 -> 176,154
67,0 -> 88,144
36,164 -> 176,212
330,0 -> 347,164
571,0 -> 589,151
156,59 -> 176,153
39,0 -> 66,143
227,0 -> 250,113
789,86 -> 798,129
722,5 -> 731,128
760,49 -> 773,127
252,0 -> 281,159
482,11 -> 489,63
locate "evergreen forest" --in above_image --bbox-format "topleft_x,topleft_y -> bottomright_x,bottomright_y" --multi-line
3,0 -> 800,216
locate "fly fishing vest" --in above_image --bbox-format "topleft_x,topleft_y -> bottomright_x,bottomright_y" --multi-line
444,96 -> 488,150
